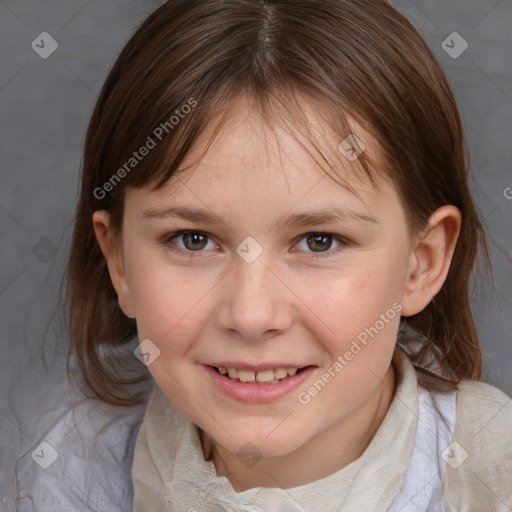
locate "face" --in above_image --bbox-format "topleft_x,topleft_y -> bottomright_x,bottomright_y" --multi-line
97,99 -> 420,459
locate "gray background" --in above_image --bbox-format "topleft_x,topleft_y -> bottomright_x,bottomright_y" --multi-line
0,0 -> 511,507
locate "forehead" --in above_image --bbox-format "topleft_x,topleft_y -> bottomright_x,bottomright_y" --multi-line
126,96 -> 393,220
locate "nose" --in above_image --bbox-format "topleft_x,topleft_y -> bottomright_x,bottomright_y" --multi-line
215,255 -> 294,342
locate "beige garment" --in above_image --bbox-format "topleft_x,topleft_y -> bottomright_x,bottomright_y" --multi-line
442,378 -> 512,511
131,348 -> 512,511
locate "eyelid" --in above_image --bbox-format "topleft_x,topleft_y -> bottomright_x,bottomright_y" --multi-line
163,229 -> 349,258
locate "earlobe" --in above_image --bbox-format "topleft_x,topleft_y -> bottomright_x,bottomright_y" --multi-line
92,210 -> 136,319
400,206 -> 461,317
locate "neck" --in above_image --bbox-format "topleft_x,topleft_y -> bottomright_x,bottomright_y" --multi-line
199,363 -> 396,492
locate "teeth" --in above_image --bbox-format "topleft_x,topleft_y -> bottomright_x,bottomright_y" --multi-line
256,370 -> 275,383
274,368 -> 288,379
216,366 -> 302,383
238,369 -> 255,382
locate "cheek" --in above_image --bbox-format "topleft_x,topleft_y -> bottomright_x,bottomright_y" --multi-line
295,254 -> 405,358
125,252 -> 214,349
305,267 -> 398,326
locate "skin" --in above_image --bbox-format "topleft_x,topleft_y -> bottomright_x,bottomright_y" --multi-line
93,96 -> 461,492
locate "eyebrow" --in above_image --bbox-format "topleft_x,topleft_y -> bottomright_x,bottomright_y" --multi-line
141,205 -> 378,228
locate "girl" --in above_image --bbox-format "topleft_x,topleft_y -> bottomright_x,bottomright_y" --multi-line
15,0 -> 511,511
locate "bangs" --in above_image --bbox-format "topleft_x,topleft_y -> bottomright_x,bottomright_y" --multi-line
105,83 -> 383,208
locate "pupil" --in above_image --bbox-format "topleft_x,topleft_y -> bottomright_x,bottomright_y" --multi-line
307,233 -> 332,252
184,232 -> 207,250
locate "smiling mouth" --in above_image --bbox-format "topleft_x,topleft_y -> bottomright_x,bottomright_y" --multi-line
211,365 -> 313,384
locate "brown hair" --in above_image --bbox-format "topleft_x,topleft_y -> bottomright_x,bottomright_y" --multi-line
62,0 -> 492,406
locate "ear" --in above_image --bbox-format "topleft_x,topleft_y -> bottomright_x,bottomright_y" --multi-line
92,210 -> 136,319
401,205 -> 462,317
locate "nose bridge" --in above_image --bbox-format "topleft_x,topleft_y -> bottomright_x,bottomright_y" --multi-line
220,248 -> 292,340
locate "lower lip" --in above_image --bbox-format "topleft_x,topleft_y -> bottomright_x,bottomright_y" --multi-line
204,365 -> 316,403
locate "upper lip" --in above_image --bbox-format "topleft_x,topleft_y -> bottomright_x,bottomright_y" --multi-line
203,362 -> 315,371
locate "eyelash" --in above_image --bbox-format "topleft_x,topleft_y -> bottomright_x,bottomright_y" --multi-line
161,230 -> 349,258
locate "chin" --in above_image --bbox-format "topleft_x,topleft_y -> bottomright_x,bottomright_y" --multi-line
219,430 -> 305,459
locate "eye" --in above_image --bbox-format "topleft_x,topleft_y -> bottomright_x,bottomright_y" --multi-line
295,232 -> 346,254
165,230 -> 218,252
163,230 -> 348,257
